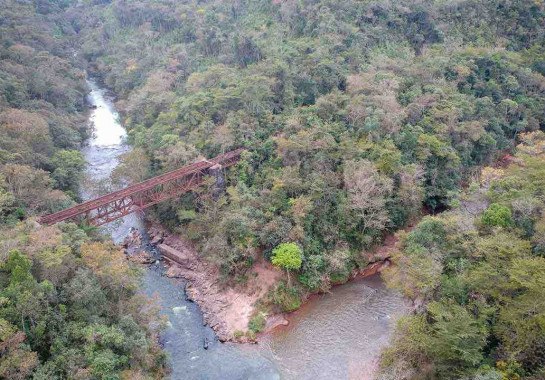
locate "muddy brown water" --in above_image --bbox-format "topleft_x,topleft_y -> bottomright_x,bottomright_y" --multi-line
81,79 -> 408,380
256,276 -> 408,380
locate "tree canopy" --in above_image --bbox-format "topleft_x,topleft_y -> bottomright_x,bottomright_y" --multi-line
271,242 -> 303,271
382,132 -> 545,379
58,0 -> 545,299
0,222 -> 166,379
2,0 -> 545,378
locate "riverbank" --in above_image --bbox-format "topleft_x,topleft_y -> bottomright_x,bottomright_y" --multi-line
142,224 -> 282,342
75,77 -> 411,379
82,80 -> 281,378
79,76 -> 409,379
142,222 -> 402,343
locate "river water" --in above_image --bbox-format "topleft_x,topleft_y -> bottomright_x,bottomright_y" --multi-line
82,80 -> 408,380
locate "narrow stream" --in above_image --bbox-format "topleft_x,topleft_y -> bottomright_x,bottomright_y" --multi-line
81,80 -> 408,380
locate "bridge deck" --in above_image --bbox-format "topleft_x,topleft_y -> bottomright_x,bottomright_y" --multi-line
40,149 -> 244,225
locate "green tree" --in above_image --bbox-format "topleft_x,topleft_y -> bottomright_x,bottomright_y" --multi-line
481,203 -> 513,228
111,147 -> 150,184
425,301 -> 487,377
271,242 -> 302,285
0,319 -> 38,380
50,150 -> 86,194
496,257 -> 545,372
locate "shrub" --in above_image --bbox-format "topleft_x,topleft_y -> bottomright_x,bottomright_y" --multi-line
271,243 -> 303,271
248,313 -> 266,333
330,271 -> 350,285
245,330 -> 257,341
272,282 -> 302,312
271,242 -> 303,286
481,203 -> 513,228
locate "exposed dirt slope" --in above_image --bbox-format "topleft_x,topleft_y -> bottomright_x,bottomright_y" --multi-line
147,225 -> 281,341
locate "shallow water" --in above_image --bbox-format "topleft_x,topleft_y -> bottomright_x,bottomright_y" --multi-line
257,276 -> 408,380
81,79 -> 407,380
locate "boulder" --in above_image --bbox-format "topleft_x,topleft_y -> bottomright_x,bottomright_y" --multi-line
150,234 -> 163,245
157,244 -> 191,267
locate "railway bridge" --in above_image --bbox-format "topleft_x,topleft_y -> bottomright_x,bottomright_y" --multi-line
39,149 -> 244,227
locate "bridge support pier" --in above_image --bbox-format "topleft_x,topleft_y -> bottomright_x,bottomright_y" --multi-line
208,164 -> 225,200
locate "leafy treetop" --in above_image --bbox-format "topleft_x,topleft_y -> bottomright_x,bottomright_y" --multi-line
271,242 -> 303,271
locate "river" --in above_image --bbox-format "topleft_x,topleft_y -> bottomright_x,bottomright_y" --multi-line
81,80 -> 408,380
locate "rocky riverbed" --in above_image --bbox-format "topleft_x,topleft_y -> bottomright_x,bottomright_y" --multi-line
124,224 -> 283,342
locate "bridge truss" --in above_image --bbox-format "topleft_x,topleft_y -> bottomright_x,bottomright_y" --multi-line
39,149 -> 244,226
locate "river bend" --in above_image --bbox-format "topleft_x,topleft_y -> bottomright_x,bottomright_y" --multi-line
81,80 -> 407,380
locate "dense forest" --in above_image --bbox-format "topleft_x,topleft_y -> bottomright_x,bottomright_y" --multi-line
383,132 -> 545,379
71,0 -> 545,282
1,0 -> 545,379
0,0 -> 87,219
68,0 -> 545,378
0,1 -> 166,378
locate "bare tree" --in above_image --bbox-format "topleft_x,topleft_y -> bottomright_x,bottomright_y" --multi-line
344,159 -> 393,232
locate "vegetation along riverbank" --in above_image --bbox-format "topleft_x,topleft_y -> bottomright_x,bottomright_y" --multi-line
2,0 -> 545,378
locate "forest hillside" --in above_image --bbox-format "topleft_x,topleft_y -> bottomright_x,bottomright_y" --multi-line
71,0 -> 545,287
0,1 -> 166,378
67,1 -> 545,378
1,0 -> 545,379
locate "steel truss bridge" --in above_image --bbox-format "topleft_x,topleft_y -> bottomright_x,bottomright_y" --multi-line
39,149 -> 243,227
